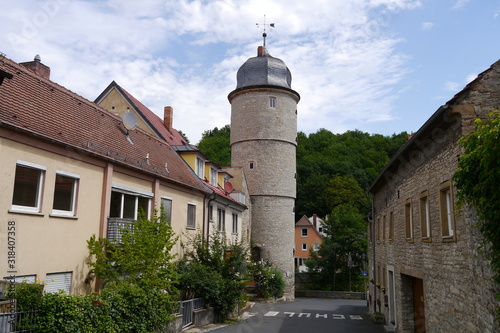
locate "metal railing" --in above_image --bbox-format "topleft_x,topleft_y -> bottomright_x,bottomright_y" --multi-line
177,298 -> 205,329
0,310 -> 38,333
107,217 -> 135,244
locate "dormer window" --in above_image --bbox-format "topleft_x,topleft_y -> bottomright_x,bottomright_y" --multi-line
269,96 -> 276,108
196,156 -> 204,178
210,167 -> 218,186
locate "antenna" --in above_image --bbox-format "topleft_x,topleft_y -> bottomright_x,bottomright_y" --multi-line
122,111 -> 138,131
256,14 -> 274,47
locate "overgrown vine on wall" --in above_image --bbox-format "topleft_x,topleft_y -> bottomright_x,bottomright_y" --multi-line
453,111 -> 500,319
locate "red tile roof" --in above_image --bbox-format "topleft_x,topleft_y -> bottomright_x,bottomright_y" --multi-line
296,215 -> 313,226
202,178 -> 239,203
0,57 -> 209,193
95,81 -> 188,146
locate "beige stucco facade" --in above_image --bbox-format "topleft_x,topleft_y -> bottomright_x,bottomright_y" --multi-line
1,135 -> 104,295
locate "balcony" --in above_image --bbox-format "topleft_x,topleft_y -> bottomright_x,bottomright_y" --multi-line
107,217 -> 135,244
229,191 -> 246,205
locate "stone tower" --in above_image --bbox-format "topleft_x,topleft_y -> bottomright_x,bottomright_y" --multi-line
228,45 -> 300,299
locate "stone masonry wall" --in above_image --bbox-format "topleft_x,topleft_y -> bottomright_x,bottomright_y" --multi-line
230,86 -> 298,301
369,60 -> 500,333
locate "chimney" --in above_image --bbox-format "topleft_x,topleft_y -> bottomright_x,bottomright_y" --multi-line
164,106 -> 173,131
312,214 -> 317,230
20,54 -> 50,80
257,46 -> 267,57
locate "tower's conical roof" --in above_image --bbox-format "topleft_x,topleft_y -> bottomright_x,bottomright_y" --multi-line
235,46 -> 292,90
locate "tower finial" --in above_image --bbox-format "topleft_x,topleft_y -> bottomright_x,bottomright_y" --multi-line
256,14 -> 274,48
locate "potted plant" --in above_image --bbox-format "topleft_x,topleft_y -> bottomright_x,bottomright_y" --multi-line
371,312 -> 385,324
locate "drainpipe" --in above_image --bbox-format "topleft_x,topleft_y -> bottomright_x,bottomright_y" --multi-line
371,197 -> 377,313
206,193 -> 216,243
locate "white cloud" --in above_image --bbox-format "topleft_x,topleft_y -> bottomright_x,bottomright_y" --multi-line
444,81 -> 460,92
421,22 -> 434,30
452,0 -> 472,10
0,0 -> 422,143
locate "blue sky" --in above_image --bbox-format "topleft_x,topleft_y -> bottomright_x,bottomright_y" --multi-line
1,0 -> 499,143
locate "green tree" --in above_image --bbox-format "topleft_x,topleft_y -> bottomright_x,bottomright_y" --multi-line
453,111 -> 500,317
306,205 -> 367,291
197,125 -> 231,166
87,210 -> 179,331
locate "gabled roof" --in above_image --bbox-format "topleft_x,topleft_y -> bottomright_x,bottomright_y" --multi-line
95,81 -> 188,146
0,57 -> 209,193
296,215 -> 323,238
296,215 -> 313,226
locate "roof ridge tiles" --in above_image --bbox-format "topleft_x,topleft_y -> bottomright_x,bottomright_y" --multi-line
0,55 -> 208,193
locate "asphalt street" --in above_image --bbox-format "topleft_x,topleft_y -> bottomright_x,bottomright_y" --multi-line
210,298 -> 386,333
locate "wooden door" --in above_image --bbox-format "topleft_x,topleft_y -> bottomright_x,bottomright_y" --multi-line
413,277 -> 426,333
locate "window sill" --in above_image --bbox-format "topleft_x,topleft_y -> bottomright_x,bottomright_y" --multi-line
8,209 -> 44,217
421,237 -> 432,243
186,227 -> 197,230
442,236 -> 456,242
49,214 -> 78,220
232,233 -> 238,236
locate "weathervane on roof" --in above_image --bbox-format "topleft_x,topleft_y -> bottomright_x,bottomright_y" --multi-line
256,15 -> 274,48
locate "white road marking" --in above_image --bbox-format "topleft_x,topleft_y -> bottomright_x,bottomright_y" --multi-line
284,312 -> 295,317
316,313 -> 328,319
349,315 -> 363,320
298,313 -> 311,318
332,314 -> 346,319
264,311 -> 279,317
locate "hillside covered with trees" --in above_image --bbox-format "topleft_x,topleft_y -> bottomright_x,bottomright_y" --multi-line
198,126 -> 409,291
198,126 -> 409,218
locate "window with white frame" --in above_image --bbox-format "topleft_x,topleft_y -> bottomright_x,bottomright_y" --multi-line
301,243 -> 307,251
301,228 -> 308,237
420,191 -> 431,240
187,203 -> 196,229
405,199 -> 413,240
161,197 -> 172,223
52,171 -> 79,216
12,161 -> 46,213
269,96 -> 276,108
109,190 -> 151,219
313,243 -> 319,251
439,181 -> 455,240
208,204 -> 213,222
217,207 -> 225,232
196,156 -> 205,178
210,167 -> 218,186
232,213 -> 238,234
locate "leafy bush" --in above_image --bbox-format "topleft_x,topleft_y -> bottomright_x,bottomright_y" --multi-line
177,233 -> 247,320
246,260 -> 285,299
36,292 -> 117,333
7,281 -> 43,311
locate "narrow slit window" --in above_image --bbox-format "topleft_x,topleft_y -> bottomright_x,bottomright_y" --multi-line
405,199 -> 413,240
269,96 -> 276,108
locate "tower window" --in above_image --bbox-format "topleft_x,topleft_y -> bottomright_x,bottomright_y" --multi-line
249,161 -> 255,170
269,96 -> 276,108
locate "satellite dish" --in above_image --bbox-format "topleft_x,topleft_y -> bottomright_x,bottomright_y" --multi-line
122,112 -> 138,130
224,181 -> 234,193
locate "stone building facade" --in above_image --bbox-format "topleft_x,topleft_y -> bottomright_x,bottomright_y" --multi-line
229,46 -> 300,299
368,60 -> 500,332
